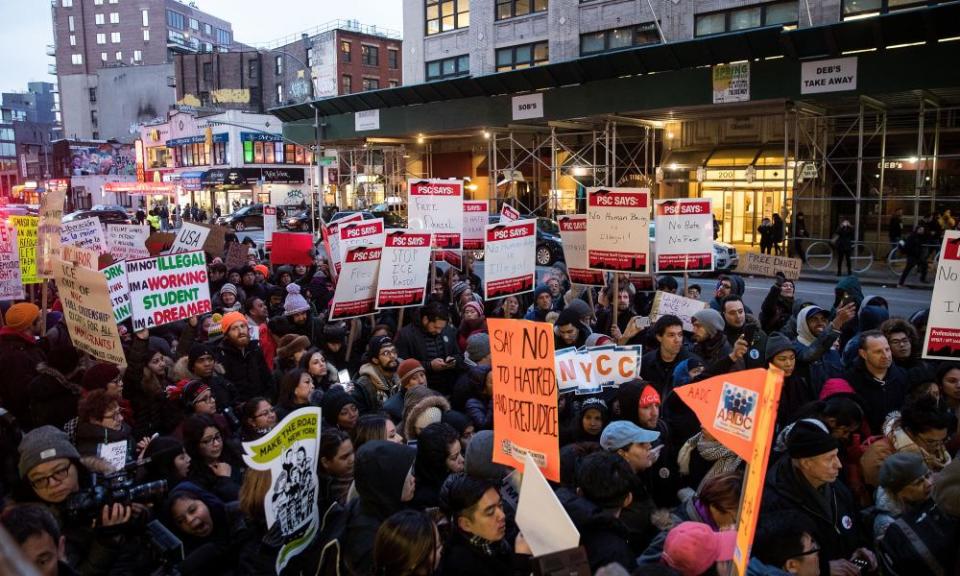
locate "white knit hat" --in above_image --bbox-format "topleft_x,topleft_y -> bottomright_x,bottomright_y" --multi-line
283,283 -> 311,316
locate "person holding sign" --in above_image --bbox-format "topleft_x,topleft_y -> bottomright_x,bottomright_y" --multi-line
0,302 -> 46,427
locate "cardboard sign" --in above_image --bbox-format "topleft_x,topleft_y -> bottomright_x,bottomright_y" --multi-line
61,244 -> 100,270
329,246 -> 381,320
408,179 -> 463,249
224,241 -> 247,270
923,231 -> 960,360
323,213 -> 363,275
10,216 -> 39,285
650,290 -> 707,332
145,231 -> 176,256
654,199 -> 714,273
484,220 -> 536,299
558,215 -> 605,286
0,222 -> 24,300
516,453 -> 580,557
586,187 -> 650,273
98,440 -> 128,471
739,252 -> 802,281
376,231 -> 432,309
242,407 -> 322,574
462,200 -> 488,251
500,203 -> 520,223
488,318 -> 560,482
554,345 -> 643,395
263,206 -> 277,250
61,217 -> 107,254
126,251 -> 213,331
106,224 -> 151,261
338,218 -> 385,267
102,261 -> 132,323
53,258 -> 126,366
270,232 -> 313,266
36,183 -> 66,279
170,222 -> 211,254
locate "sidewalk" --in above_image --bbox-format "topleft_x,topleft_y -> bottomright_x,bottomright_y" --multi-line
798,266 -> 933,290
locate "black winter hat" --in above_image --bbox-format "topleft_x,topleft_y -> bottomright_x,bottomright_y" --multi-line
765,333 -> 795,362
321,387 -> 357,427
787,419 -> 838,459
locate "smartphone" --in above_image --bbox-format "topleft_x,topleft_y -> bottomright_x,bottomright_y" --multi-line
338,369 -> 350,384
742,325 -> 757,344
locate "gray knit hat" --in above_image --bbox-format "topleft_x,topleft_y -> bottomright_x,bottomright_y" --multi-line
765,332 -> 795,362
465,333 -> 491,363
879,452 -> 929,494
465,430 -> 511,483
18,425 -> 81,478
692,309 -> 724,336
283,283 -> 311,316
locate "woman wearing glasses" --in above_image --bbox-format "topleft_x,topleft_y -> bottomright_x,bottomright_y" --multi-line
73,389 -> 135,463
182,414 -> 245,502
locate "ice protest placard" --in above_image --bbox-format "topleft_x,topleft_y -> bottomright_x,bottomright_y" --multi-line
587,187 -> 651,273
500,203 -> 520,223
376,231 -> 432,309
923,230 -> 960,360
558,215 -> 605,286
106,224 -> 151,261
126,251 -> 212,331
37,182 -> 66,278
408,178 -> 463,249
338,218 -> 385,267
324,212 -> 363,275
170,222 -> 211,254
654,199 -> 714,273
483,219 -> 536,299
329,246 -> 381,320
10,216 -> 39,284
0,222 -> 24,300
462,200 -> 488,251
650,290 -> 707,331
61,217 -> 107,254
53,257 -> 126,366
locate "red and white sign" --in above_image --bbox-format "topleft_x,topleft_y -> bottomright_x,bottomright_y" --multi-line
323,212 -> 363,275
408,179 -> 463,249
484,219 -> 537,299
463,201 -> 488,251
558,215 -> 605,286
339,218 -> 385,266
263,206 -> 277,250
923,230 -> 960,361
500,203 -> 520,223
376,231 -> 432,309
654,198 -> 714,273
329,246 -> 381,320
586,188 -> 650,273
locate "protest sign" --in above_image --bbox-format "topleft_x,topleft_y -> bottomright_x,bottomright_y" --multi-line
10,215 -> 39,284
192,221 -> 229,258
654,199 -> 714,273
500,203 -> 520,223
557,215 -> 605,286
106,224 -> 151,261
98,441 -> 128,471
516,452 -> 580,557
586,187 -> 650,273
61,217 -> 107,254
270,232 -> 314,266
329,246 -> 381,320
145,231 -> 176,256
61,244 -> 100,270
0,222 -> 24,300
323,212 -> 363,275
170,222 -> 211,254
376,231 -> 432,309
462,200 -> 488,251
338,218 -> 385,267
650,290 -> 707,332
36,183 -> 66,278
126,251 -> 213,331
433,250 -> 462,270
263,205 -> 277,250
103,261 -> 132,323
408,178 -> 463,249
483,220 -> 536,299
53,257 -> 126,366
488,318 -> 560,482
554,345 -> 642,395
224,241 -> 247,270
739,251 -> 802,281
923,230 -> 960,360
242,407 -> 322,574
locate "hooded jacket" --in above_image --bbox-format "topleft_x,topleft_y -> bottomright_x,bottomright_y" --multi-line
352,362 -> 400,415
794,305 -> 844,391
410,425 -> 456,509
0,326 -> 46,427
557,488 -> 636,572
161,482 -> 252,575
403,390 -> 452,441
215,338 -> 273,402
843,358 -> 908,435
760,283 -> 795,335
28,362 -> 83,429
842,299 -> 890,367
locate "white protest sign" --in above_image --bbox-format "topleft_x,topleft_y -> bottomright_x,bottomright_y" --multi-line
170,222 -> 211,254
654,198 -> 714,273
555,345 -> 642,395
923,231 -> 960,361
324,212 -> 363,276
37,182 -> 66,278
264,206 -> 277,249
483,219 -> 536,300
0,222 -> 24,300
587,187 -> 651,273
558,215 -> 605,286
801,57 -> 858,95
739,252 -> 802,281
338,218 -> 385,268
500,203 -> 520,223
650,290 -> 707,332
53,258 -> 126,366
463,201 -> 488,251
376,231 -> 432,309
102,261 -> 132,323
407,179 -> 463,250
126,251 -> 213,331
329,246 -> 381,320
106,224 -> 151,261
98,441 -> 128,471
516,452 -> 580,557
61,217 -> 107,254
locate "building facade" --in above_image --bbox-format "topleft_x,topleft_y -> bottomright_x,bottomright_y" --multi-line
0,82 -> 60,200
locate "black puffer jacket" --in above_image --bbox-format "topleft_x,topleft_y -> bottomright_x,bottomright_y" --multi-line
395,322 -> 463,395
842,359 -> 909,435
558,488 -> 636,572
0,327 -> 46,427
440,528 -> 531,576
29,363 -> 83,429
216,340 -> 273,402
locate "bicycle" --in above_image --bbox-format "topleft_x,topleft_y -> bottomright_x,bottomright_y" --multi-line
887,243 -> 940,278
804,240 -> 874,274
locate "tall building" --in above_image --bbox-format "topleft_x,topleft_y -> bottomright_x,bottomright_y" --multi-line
1,82 -> 59,126
0,82 -> 60,199
50,0 -> 236,142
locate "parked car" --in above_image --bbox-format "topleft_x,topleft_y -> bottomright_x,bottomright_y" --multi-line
62,206 -> 130,226
216,203 -> 270,231
473,215 -> 564,266
648,222 -> 739,273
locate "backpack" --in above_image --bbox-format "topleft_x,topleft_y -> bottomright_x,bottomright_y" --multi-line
878,502 -> 959,576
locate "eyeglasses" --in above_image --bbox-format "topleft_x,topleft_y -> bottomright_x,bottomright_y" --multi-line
790,545 -> 821,559
104,409 -> 123,421
29,462 -> 72,489
379,348 -> 398,358
200,433 -> 223,446
255,407 -> 276,419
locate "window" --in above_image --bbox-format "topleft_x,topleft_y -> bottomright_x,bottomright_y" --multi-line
496,0 -> 548,20
109,0 -> 118,3
141,9 -> 148,26
203,42 -> 213,53
167,10 -> 185,30
276,84 -> 283,104
111,32 -> 121,43
362,78 -> 380,91
248,60 -> 258,79
68,15 -> 75,31
89,88 -> 97,103
69,34 -> 76,46
133,50 -> 142,62
340,41 -> 352,62
143,29 -> 150,41
62,0 -> 72,6
361,45 -> 379,66
425,54 -> 469,80
101,52 -> 108,62
204,23 -> 212,35
94,0 -> 103,4
579,23 -> 660,55
275,55 -> 283,74
425,0 -> 469,35
97,33 -> 107,45
342,75 -> 352,94
389,80 -> 400,88
71,53 -> 83,65
307,47 -> 314,67
495,41 -> 548,71
95,13 -> 105,25
91,110 -> 98,125
388,48 -> 399,69
216,28 -> 231,45
190,18 -> 199,30
203,62 -> 213,82
694,1 -> 798,36
115,51 -> 122,61
109,12 -> 119,24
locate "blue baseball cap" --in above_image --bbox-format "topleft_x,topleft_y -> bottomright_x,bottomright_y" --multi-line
600,420 -> 660,451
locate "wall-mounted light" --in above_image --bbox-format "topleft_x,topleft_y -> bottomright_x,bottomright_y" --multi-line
482,130 -> 490,139
571,166 -> 588,177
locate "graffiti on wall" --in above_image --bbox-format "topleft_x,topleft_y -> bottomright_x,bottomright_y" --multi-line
70,144 -> 136,176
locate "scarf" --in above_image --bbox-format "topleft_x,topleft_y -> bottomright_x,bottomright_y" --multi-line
467,533 -> 510,557
886,415 -> 952,472
677,432 -> 743,490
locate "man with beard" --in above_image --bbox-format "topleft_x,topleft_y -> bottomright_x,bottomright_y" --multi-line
691,309 -> 747,377
353,336 -> 401,415
596,285 -> 636,341
215,312 -> 272,402
794,302 -> 855,391
720,295 -> 768,370
554,307 -> 589,349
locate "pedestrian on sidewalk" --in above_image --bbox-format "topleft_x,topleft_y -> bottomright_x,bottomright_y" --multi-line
889,208 -> 904,248
897,225 -> 928,287
758,217 -> 774,255
772,213 -> 785,256
833,219 -> 855,276
793,212 -> 809,263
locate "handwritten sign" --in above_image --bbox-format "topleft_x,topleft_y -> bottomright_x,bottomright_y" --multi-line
36,183 -> 66,278
270,232 -> 313,266
586,188 -> 650,273
500,203 -> 520,223
558,215 -> 605,286
923,231 -> 960,360
102,261 -> 132,323
650,290 -> 707,332
338,218 -> 385,268
738,252 -> 802,281
488,318 -> 560,482
53,257 -> 126,366
408,179 -> 463,249
126,251 -> 213,331
224,242 -> 247,270
329,246 -> 381,320
484,220 -> 536,300
10,216 -> 39,284
463,201 -> 488,251
106,224 -> 151,261
170,222 -> 211,254
98,440 -> 128,471
0,222 -> 24,300
654,199 -> 714,273
554,345 -> 642,395
376,232 -> 432,309
61,217 -> 107,254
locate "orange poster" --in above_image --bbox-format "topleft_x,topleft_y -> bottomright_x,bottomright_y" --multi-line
488,318 -> 560,482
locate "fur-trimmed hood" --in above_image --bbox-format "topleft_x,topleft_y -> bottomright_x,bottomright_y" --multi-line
172,355 -> 225,381
402,392 -> 451,441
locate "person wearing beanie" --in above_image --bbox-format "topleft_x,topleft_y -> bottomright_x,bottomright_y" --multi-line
239,263 -> 267,301
692,308 -> 748,378
457,300 -> 487,351
176,342 -> 236,416
271,333 -> 311,384
321,387 -> 360,431
215,307 -> 272,403
0,301 -> 46,427
762,419 -> 876,576
266,283 -> 325,346
719,294 -> 768,370
767,332 -> 818,428
402,384 -> 451,442
554,307 -> 589,349
873,452 -> 933,540
441,410 -> 475,448
464,332 -> 490,366
253,264 -> 269,281
574,397 -> 610,443
283,283 -> 311,317
353,336 -> 401,415
216,283 -> 241,313
382,358 -> 426,424
524,284 -> 556,321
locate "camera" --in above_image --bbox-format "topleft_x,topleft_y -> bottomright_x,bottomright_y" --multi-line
64,461 -> 167,522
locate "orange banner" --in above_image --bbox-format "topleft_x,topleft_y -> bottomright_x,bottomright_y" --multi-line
488,318 -> 560,482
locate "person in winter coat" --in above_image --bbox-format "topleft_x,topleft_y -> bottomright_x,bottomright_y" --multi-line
402,385 -> 451,443
266,283 -> 325,345
383,359 -> 426,425
758,217 -> 775,254
0,302 -> 45,428
342,441 -> 417,576
566,397 -> 609,444
772,213 -> 786,255
320,387 -> 360,432
274,368 -> 315,421
372,510 -> 442,576
299,347 -> 340,392
766,333 -> 819,429
457,301 -> 487,351
0,503 -> 83,576
317,428 -> 355,507
28,347 -> 83,430
411,422 -> 464,509
872,452 -> 934,541
452,365 -> 494,431
747,511 -> 822,576
842,330 -> 909,435
74,390 -> 135,462
897,224 -> 929,286
721,295 -> 768,370
554,307 -> 590,350
182,414 -> 245,502
598,421 -> 660,554
216,312 -> 273,403
618,382 -> 680,507
760,276 -> 797,335
690,309 -> 748,377
353,335 -> 401,415
794,303 -> 854,392
841,295 -> 891,367
677,428 -> 744,492
142,435 -> 192,490
833,219 -> 856,276
640,315 -> 693,393
661,521 -> 737,576
524,285 -> 557,322
395,301 -> 464,396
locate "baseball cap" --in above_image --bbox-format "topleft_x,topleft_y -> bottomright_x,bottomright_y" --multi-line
663,522 -> 737,576
599,420 -> 660,451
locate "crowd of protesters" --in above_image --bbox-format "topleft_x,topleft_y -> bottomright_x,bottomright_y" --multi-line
0,229 -> 958,576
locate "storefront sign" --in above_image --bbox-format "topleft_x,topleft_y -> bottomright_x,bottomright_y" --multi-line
376,231 -> 432,309
10,216 -> 39,284
586,188 -> 651,273
102,261 -> 132,323
484,220 -> 537,299
53,258 -> 126,366
202,167 -> 304,185
739,252 -> 802,281
923,231 -> 960,360
61,217 -> 107,254
650,290 -> 707,332
801,57 -> 858,95
712,62 -> 750,104
329,246 -> 381,320
654,199 -> 714,273
126,251 -> 213,331
512,93 -> 544,121
462,201 -> 488,251
170,222 -> 211,254
355,109 -> 381,131
557,215 -> 605,286
0,222 -> 24,300
37,183 -> 67,279
106,224 -> 151,261
408,179 -> 464,250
